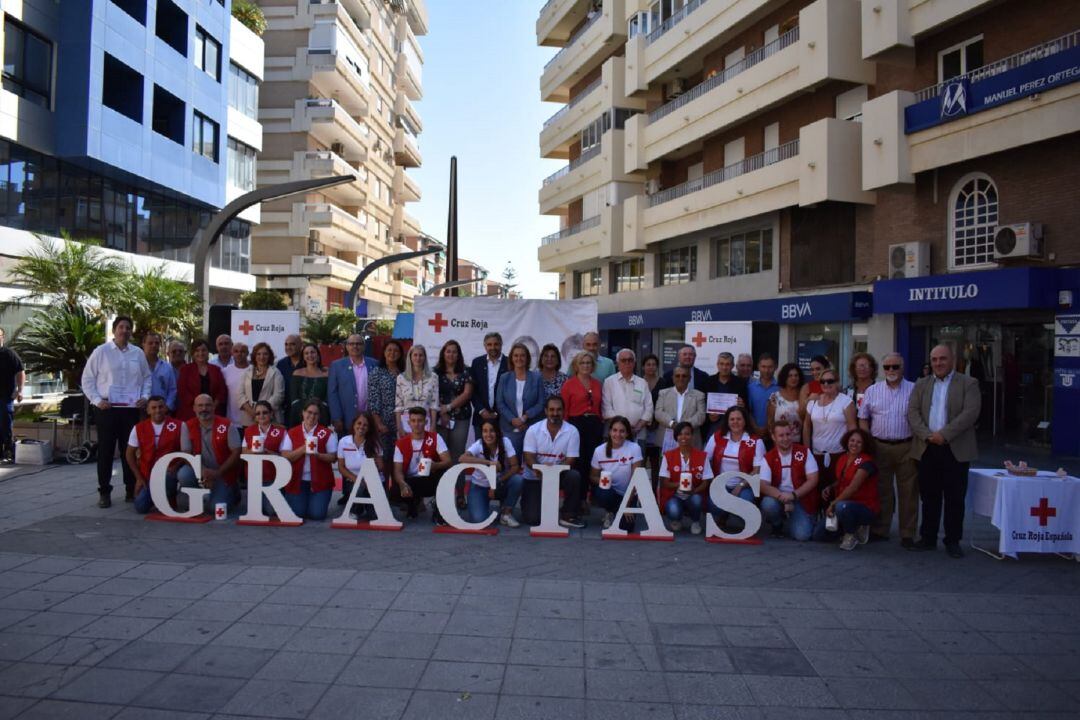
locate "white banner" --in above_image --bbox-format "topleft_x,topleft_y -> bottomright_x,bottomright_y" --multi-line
413,297 -> 598,372
684,321 -> 753,374
230,310 -> 301,361
990,472 -> 1080,558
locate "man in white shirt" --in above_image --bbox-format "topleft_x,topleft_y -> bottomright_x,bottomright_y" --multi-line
523,395 -> 584,528
212,334 -> 234,368
221,343 -> 250,426
81,316 -> 152,508
601,349 -> 653,443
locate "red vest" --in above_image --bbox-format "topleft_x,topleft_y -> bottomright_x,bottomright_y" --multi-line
396,432 -> 440,477
659,447 -> 708,506
764,443 -> 818,515
285,424 -> 335,494
709,432 -> 759,475
186,416 -> 238,486
244,424 -> 287,481
835,452 -> 880,514
134,418 -> 183,480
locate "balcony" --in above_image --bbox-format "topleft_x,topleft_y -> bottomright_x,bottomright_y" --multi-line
285,202 -> 372,253
538,0 -> 591,47
393,92 -> 423,135
541,0 -> 626,103
539,143 -> 603,215
393,165 -> 422,202
305,22 -> 371,114
861,0 -> 997,60
299,98 -> 368,161
393,125 -> 422,168
395,38 -> 423,101
626,119 -> 871,250
259,150 -> 367,205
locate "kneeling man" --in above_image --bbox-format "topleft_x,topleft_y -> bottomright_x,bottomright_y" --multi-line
126,395 -> 190,514
759,420 -> 819,540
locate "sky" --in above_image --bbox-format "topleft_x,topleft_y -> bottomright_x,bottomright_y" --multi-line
408,1 -> 564,299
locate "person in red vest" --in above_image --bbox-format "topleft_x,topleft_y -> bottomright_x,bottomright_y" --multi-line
180,393 -> 242,515
658,421 -> 713,534
125,395 -> 191,514
758,420 -> 820,540
703,405 -> 764,530
244,400 -> 291,516
814,428 -> 880,551
281,398 -> 339,520
393,406 -> 452,521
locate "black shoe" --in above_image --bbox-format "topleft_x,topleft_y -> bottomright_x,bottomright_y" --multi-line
337,496 -> 347,506
770,525 -> 785,539
900,538 -> 915,549
908,539 -> 936,552
945,543 -> 964,559
124,491 -> 135,503
98,493 -> 112,509
558,516 -> 586,529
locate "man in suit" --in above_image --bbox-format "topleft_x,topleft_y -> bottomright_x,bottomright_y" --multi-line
470,331 -> 508,433
328,334 -> 380,505
659,345 -> 710,392
654,366 -> 707,448
907,344 -> 981,558
703,351 -> 748,438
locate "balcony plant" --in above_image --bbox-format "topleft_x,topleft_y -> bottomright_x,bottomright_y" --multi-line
232,0 -> 267,36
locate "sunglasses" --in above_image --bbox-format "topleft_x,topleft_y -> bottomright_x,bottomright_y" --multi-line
820,379 -> 837,386
882,364 -> 901,371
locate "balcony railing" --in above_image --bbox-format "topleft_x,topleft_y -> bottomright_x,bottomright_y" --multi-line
912,29 -> 1080,103
646,0 -> 708,45
648,139 -> 799,207
543,76 -> 603,128
542,144 -> 601,186
542,215 -> 601,245
648,26 -> 800,124
544,8 -> 603,70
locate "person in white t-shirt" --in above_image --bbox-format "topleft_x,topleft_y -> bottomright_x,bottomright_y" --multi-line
758,420 -> 820,541
337,412 -> 384,520
703,406 -> 765,529
125,395 -> 191,514
221,342 -> 250,426
459,419 -> 524,527
590,416 -> 643,532
393,407 -> 452,521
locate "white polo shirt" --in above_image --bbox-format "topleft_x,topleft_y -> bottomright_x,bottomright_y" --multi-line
590,441 -> 642,494
522,421 -> 580,481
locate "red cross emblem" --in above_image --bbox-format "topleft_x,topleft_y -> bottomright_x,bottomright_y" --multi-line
1030,497 -> 1057,527
238,320 -> 255,336
690,331 -> 707,347
166,422 -> 176,432
252,438 -> 263,450
307,440 -> 317,451
217,424 -> 226,434
619,456 -> 627,463
794,451 -> 804,461
215,506 -> 226,519
428,313 -> 449,333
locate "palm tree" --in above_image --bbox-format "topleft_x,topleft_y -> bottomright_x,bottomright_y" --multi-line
1,234 -> 125,315
11,305 -> 106,389
109,265 -> 202,344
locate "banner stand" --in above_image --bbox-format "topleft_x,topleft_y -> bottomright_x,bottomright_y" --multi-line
144,512 -> 212,524
331,521 -> 403,532
236,518 -> 304,527
433,525 -> 498,536
705,536 -> 763,545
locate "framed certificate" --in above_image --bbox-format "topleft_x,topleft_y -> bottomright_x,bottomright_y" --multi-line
706,393 -> 738,414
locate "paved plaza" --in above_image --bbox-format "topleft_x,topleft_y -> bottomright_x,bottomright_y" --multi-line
0,461 -> 1078,720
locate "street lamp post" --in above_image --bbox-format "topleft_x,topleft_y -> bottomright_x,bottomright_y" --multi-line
343,246 -> 441,316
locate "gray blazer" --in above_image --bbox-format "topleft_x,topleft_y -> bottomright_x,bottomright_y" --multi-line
654,387 -> 707,446
907,372 -> 981,463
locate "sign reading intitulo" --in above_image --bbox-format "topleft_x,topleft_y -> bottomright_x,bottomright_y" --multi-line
684,321 -> 752,374
231,310 -> 301,361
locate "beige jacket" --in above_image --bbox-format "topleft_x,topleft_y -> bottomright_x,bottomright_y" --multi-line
907,372 -> 981,463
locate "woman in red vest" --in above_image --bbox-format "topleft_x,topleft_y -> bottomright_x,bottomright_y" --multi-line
282,398 -> 339,521
176,339 -> 228,421
703,406 -> 765,529
658,421 -> 713,534
126,395 -> 190,514
243,400 -> 290,515
815,428 -> 880,551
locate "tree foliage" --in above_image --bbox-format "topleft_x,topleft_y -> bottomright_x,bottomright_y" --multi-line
240,289 -> 290,310
231,0 -> 267,35
11,304 -> 106,389
110,265 -> 201,343
2,234 -> 125,314
302,309 -> 357,346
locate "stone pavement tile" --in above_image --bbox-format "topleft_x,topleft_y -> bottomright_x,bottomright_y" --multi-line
757,590 -> 824,610
308,685 -> 411,720
17,558 -> 87,575
327,588 -> 399,610
254,651 -> 349,684
723,626 -> 794,649
462,577 -> 523,597
802,650 -> 888,677
220,678 -> 329,719
946,652 -> 1040,679
872,652 -> 968,680
823,678 -> 920,710
892,610 -> 965,632
586,668 -> 669,702
133,672 -> 247,714
584,582 -> 642,603
13,698 -> 121,719
137,618 -> 231,646
120,563 -> 188,581
698,587 -> 763,607
1017,654 -> 1080,680
240,603 -> 319,628
786,628 -> 863,653
211,622 -> 297,651
585,698 -> 675,720
653,623 -> 723,647
432,635 -> 510,664
454,592 -> 518,617
837,610 -> 905,631
24,637 -> 125,666
145,581 -> 222,601
815,592 -> 885,613
916,629 -> 1002,655
66,559 -> 140,577
729,647 -> 815,677
9,612 -> 97,636
0,555 -> 34,571
583,641 -> 661,672
976,679 -> 1078,712
306,606 -> 382,630
0,662 -> 86,698
176,645 -> 276,679
743,675 -> 839,708
49,593 -> 129,615
417,660 -> 504,694
345,571 -> 411,592
762,709 -> 852,720
502,664 -> 584,698
358,631 -> 439,660
664,672 -> 753,706
98,641 -> 199,673
851,629 -> 931,654
172,565 -> 246,584
674,705 -> 764,719
0,696 -> 36,719
0,633 -> 63,661
770,609 -> 845,629
641,585 -> 702,607
0,572 -> 58,592
1060,680 -> 1080,702
280,626 -> 368,655
403,574 -> 467,595
111,596 -> 192,619
522,579 -> 581,601
228,566 -> 301,586
0,609 -> 35,631
495,694 -> 585,720
984,630 -> 1079,655
390,593 -> 458,614
646,604 -> 712,625
114,709 -> 212,720
706,606 -> 778,627
264,584 -> 338,607
509,638 -> 583,667
658,645 -> 734,673
897,679 -> 1003,711
173,601 -> 255,623
338,656 -> 427,688
587,620 -> 653,645
518,596 -> 582,620
51,667 -> 164,705
375,610 -> 450,635
83,577 -> 163,597
584,601 -> 648,622
285,568 -> 356,589
513,616 -> 582,642
0,590 -> 73,611
400,690 -> 497,720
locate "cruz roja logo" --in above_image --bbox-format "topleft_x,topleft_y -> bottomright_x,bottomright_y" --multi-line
941,79 -> 968,118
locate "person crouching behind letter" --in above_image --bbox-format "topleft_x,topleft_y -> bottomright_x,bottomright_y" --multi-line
244,400 -> 290,516
181,394 -> 242,514
659,422 -> 713,534
393,406 -> 452,522
337,412 -> 385,521
126,395 -> 191,514
282,398 -> 339,521
590,416 -> 643,532
758,420 -> 819,540
459,418 -> 524,527
814,428 -> 880,551
703,405 -> 764,531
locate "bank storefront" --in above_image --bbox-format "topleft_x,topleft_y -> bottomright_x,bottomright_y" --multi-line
874,267 -> 1080,456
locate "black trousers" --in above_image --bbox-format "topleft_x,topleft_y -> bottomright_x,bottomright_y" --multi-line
568,415 -> 603,485
96,407 -> 140,494
917,443 -> 969,545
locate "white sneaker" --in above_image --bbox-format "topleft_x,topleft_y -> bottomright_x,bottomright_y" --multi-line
670,520 -> 683,532
839,533 -> 858,551
690,521 -> 702,535
602,512 -> 614,530
856,525 -> 870,545
500,512 -> 520,528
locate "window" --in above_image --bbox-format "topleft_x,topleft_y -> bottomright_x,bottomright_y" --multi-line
111,0 -> 146,24
194,26 -> 221,81
3,16 -> 52,107
227,138 -> 256,190
938,35 -> 983,83
715,229 -> 773,277
612,258 -> 645,293
949,173 -> 998,269
155,0 -> 188,56
151,85 -> 184,143
228,62 -> 259,119
102,54 -> 143,123
192,110 -> 218,162
575,268 -> 602,297
658,246 -> 696,286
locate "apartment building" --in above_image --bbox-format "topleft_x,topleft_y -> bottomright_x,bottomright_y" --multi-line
537,0 -> 1080,455
0,0 -> 263,318
252,0 -> 427,317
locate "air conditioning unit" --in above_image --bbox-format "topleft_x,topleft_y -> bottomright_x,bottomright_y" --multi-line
887,241 -> 930,279
993,222 -> 1043,260
669,78 -> 688,98
330,142 -> 345,156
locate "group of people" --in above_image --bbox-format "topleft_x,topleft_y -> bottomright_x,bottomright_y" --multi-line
81,320 -> 982,556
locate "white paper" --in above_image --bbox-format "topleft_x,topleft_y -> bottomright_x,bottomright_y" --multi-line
707,392 -> 738,414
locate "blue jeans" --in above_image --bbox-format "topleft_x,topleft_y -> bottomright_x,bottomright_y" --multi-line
466,473 -> 524,523
173,465 -> 238,515
813,501 -> 875,540
760,496 -> 816,541
0,399 -> 13,459
665,493 -> 703,522
709,486 -> 757,525
133,468 -> 181,514
285,483 -> 332,521
593,486 -> 624,513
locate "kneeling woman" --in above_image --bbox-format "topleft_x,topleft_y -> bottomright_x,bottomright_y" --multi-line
459,419 -> 524,527
281,398 -> 339,520
815,428 -> 879,551
337,412 -> 385,519
244,400 -> 291,515
590,416 -> 643,531
659,421 -> 713,534
703,406 -> 764,526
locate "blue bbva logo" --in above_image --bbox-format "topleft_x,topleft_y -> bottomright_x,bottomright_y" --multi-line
940,79 -> 969,118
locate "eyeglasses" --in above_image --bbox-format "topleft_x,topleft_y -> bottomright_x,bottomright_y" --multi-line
346,342 -> 362,347
882,364 -> 901,371
820,379 -> 837,386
